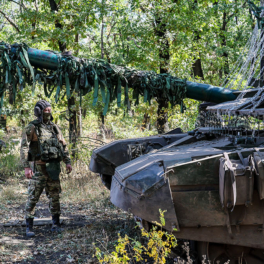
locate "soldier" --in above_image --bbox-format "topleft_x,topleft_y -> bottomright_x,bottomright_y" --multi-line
20,100 -> 72,237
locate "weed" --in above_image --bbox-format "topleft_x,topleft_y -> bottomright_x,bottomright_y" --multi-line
0,135 -> 23,180
94,210 -> 178,264
0,185 -> 17,202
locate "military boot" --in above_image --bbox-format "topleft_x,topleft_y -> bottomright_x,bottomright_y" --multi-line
26,218 -> 35,237
51,214 -> 63,233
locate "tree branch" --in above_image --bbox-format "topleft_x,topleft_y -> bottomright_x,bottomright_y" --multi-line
48,0 -> 66,52
87,33 -> 99,45
226,2 -> 246,23
127,36 -> 146,50
107,21 -> 116,40
34,0 -> 39,13
7,0 -> 27,9
0,11 -> 20,32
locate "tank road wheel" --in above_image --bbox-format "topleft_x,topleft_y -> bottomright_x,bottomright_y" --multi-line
197,242 -> 264,264
100,174 -> 112,190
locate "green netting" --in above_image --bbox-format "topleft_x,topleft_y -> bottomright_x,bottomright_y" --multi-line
0,42 -> 187,115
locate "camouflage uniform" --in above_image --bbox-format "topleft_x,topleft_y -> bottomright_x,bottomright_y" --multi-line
20,121 -> 71,219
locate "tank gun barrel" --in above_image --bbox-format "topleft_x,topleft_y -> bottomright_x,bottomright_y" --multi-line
12,47 -> 237,104
186,81 -> 237,103
25,48 -> 59,70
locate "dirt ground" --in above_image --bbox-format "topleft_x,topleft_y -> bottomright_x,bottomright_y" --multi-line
0,174 -> 136,264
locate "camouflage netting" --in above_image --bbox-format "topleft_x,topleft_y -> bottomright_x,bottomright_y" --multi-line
0,42 -> 187,115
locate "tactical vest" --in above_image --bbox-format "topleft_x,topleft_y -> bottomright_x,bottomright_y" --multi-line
28,120 -> 64,162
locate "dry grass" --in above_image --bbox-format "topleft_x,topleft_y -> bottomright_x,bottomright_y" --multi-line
60,164 -> 109,206
0,184 -> 18,202
0,178 -> 26,204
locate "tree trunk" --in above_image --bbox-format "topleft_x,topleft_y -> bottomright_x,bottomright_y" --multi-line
75,34 -> 79,56
101,112 -> 105,125
128,100 -> 134,117
68,96 -> 77,156
77,107 -> 82,137
68,96 -> 77,146
99,111 -> 106,140
48,0 -> 66,52
8,85 -> 14,105
20,109 -> 25,128
220,11 -> 229,79
75,34 -> 82,139
192,0 -> 204,80
31,0 -> 38,40
82,108 -> 87,118
48,0 -> 76,151
192,58 -> 204,80
101,18 -> 104,59
155,16 -> 170,134
261,1 -> 264,84
157,99 -> 169,134
142,113 -> 150,131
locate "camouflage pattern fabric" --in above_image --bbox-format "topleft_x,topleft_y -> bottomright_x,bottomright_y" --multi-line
21,119 -> 70,218
20,120 -> 71,168
20,123 -> 36,168
25,164 -> 61,218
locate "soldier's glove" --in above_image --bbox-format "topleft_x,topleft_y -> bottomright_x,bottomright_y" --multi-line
25,167 -> 34,179
66,164 -> 72,174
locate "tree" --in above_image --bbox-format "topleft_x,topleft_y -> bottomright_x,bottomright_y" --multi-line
0,0 -> 258,136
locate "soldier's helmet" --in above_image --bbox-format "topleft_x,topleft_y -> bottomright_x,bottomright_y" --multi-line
34,100 -> 53,122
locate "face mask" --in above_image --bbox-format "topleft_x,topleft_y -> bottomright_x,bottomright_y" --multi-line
43,112 -> 51,122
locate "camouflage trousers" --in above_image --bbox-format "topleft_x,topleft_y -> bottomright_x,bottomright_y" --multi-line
25,163 -> 61,219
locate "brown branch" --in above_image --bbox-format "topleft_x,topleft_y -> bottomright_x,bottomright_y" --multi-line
7,0 -> 27,9
48,0 -> 66,52
226,2 -> 246,23
107,21 -> 117,40
105,20 -> 117,63
139,5 -> 146,12
0,11 -> 20,32
87,34 -> 99,45
127,36 -> 146,50
34,0 -> 39,13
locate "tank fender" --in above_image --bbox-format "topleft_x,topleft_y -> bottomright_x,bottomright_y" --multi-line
110,161 -> 180,232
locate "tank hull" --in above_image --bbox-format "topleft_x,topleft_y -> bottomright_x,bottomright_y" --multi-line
91,134 -> 264,250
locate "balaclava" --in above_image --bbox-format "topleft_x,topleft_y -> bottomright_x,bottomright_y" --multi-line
34,100 -> 53,123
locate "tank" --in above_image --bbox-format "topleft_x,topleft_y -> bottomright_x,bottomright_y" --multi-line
89,88 -> 264,263
89,18 -> 264,262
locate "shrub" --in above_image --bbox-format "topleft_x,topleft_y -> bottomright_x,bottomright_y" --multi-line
95,210 -> 177,264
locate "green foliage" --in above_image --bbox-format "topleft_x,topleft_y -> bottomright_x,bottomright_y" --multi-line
95,210 -> 177,264
0,40 -> 187,117
0,140 -> 23,178
0,0 -> 260,134
0,0 -> 257,79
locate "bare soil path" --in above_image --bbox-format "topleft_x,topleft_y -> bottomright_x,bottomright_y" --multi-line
0,176 -> 134,264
